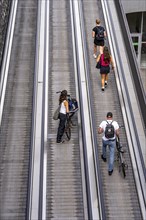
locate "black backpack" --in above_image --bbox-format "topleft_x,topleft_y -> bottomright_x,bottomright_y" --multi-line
95,26 -> 104,41
105,121 -> 115,139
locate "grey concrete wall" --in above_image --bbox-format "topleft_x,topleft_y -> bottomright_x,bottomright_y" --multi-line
121,0 -> 146,13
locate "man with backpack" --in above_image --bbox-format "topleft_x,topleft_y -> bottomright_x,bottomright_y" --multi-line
98,112 -> 119,175
92,19 -> 106,58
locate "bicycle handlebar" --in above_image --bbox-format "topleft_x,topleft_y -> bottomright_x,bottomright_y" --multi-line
56,91 -> 62,94
68,108 -> 79,114
119,125 -> 124,128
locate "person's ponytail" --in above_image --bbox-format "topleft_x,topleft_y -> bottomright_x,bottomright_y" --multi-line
103,47 -> 110,63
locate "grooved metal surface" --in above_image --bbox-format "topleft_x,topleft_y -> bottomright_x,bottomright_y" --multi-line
0,1 -> 37,219
82,0 -> 142,219
46,1 -> 85,219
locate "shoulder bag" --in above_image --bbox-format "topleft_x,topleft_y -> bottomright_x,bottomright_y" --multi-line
53,105 -> 61,120
96,55 -> 101,69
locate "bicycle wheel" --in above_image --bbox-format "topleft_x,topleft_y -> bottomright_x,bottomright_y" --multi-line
65,126 -> 71,140
122,163 -> 126,178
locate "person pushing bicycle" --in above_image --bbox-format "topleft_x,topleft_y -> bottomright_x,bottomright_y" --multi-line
56,90 -> 69,143
56,90 -> 78,143
98,112 -> 119,175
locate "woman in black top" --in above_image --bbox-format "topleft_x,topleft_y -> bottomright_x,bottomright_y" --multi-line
92,19 -> 106,58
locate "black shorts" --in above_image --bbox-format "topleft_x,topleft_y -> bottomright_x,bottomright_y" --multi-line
100,66 -> 110,74
94,39 -> 104,46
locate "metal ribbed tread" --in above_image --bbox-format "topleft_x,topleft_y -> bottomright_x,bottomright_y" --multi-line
46,1 -> 85,219
47,140 -> 84,219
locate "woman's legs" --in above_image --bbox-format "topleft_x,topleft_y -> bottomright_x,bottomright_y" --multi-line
101,74 -> 106,89
101,74 -> 108,90
105,74 -> 108,87
57,113 -> 66,143
94,45 -> 103,57
93,44 -> 97,58
99,46 -> 104,54
105,74 -> 108,82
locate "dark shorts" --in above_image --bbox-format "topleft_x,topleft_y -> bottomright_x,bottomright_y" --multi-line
94,39 -> 104,46
100,66 -> 110,74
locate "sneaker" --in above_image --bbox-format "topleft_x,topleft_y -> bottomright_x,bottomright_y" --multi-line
108,170 -> 113,175
56,140 -> 65,144
101,87 -> 104,92
105,81 -> 108,88
93,54 -> 97,59
101,155 -> 107,162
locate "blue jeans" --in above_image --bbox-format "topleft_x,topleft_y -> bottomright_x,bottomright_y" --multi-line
102,139 -> 116,171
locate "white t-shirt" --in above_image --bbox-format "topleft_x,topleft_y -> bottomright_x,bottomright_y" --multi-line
60,100 -> 67,114
99,119 -> 119,141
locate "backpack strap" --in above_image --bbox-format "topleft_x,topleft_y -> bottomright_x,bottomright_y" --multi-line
106,120 -> 113,124
96,26 -> 101,33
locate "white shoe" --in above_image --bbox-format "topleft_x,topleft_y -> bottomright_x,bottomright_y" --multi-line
93,54 -> 97,59
105,81 -> 108,88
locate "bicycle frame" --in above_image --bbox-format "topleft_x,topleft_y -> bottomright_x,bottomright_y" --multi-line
65,109 -> 79,141
116,137 -> 128,178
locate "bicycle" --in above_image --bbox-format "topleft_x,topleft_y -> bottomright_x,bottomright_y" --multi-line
65,108 -> 78,140
116,136 -> 128,178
